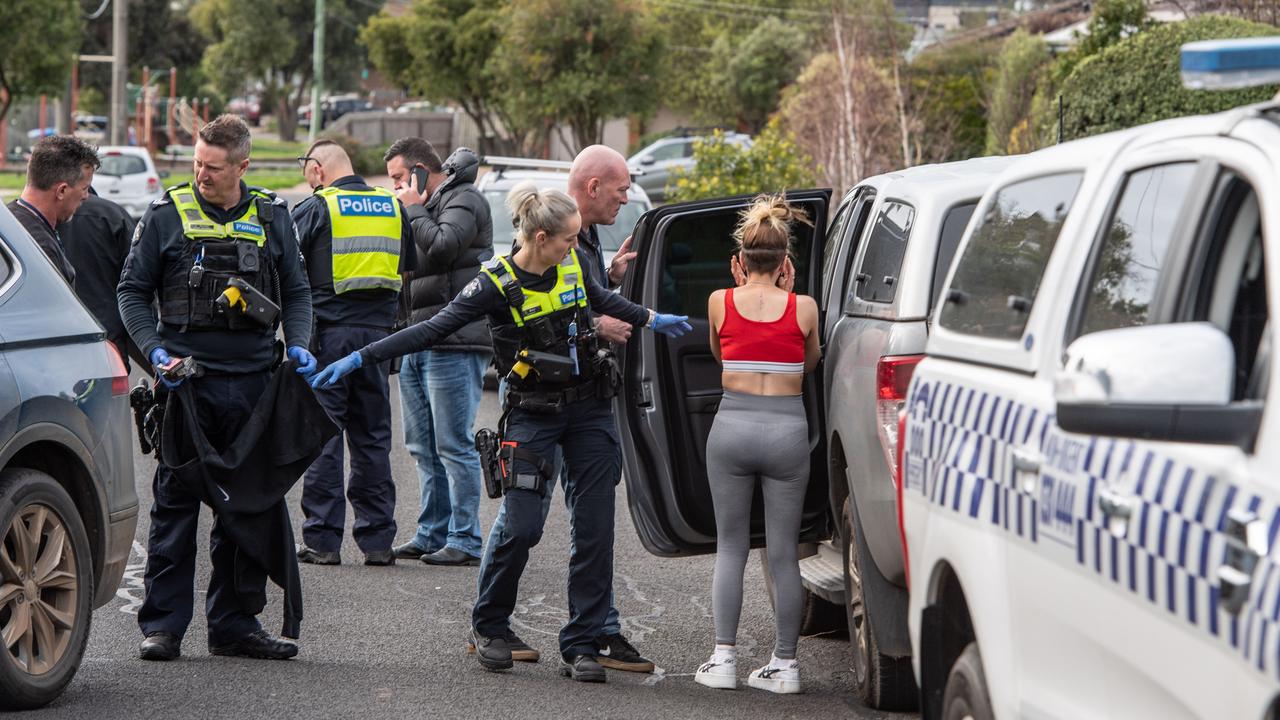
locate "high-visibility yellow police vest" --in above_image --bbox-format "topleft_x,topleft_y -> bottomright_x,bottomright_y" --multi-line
481,249 -> 588,326
170,183 -> 270,244
317,186 -> 403,294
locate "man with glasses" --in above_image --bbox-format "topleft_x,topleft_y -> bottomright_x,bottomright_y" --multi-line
7,135 -> 100,284
290,139 -> 414,566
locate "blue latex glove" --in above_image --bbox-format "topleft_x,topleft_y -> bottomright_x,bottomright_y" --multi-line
309,351 -> 362,389
287,345 -> 318,378
149,347 -> 183,389
651,313 -> 693,337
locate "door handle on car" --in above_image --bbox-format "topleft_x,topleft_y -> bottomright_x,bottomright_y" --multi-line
1011,449 -> 1042,494
1219,508 -> 1268,615
1097,487 -> 1137,538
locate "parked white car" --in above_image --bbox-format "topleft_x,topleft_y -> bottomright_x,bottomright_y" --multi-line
92,146 -> 165,218
900,45 -> 1280,720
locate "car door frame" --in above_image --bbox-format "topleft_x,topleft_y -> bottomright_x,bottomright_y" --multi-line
618,189 -> 832,556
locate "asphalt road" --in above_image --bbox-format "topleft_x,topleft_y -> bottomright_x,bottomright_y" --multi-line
15,373 -> 915,720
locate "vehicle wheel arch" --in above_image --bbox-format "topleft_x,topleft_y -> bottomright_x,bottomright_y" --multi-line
827,431 -> 852,534
1,429 -> 105,589
919,560 -> 978,720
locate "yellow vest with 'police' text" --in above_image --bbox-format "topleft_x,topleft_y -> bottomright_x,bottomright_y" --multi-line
318,186 -> 403,294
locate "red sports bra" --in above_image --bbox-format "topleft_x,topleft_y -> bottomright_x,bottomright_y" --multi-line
718,288 -> 806,374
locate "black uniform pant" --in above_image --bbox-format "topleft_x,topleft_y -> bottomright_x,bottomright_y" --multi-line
472,395 -> 619,660
138,371 -> 269,645
301,325 -> 397,553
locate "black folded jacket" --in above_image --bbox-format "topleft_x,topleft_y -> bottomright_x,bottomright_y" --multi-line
161,360 -> 339,639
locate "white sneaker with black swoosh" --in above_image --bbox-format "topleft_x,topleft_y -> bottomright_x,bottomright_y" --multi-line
747,659 -> 801,694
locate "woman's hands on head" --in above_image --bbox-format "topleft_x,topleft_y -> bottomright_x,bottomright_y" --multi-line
775,257 -> 795,292
730,255 -> 747,287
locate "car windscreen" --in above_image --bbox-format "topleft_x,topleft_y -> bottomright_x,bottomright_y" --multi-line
98,154 -> 147,176
485,189 -> 643,253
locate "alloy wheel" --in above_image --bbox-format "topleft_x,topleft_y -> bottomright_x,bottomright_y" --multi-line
0,504 -> 79,676
844,517 -> 870,688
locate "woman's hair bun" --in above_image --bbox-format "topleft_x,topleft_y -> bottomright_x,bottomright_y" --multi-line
733,194 -> 811,273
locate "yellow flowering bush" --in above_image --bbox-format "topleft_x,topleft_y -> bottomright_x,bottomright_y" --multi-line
668,119 -> 818,203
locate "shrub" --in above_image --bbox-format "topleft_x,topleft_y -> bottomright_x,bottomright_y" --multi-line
1060,15 -> 1278,141
668,119 -> 817,203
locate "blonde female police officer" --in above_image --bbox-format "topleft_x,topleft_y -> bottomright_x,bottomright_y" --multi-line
310,182 -> 690,682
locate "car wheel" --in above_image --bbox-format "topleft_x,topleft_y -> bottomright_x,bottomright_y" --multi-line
842,498 -> 917,710
0,468 -> 94,710
942,642 -> 995,720
759,548 -> 845,636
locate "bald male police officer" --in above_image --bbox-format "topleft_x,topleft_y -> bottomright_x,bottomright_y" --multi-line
118,114 -> 315,662
292,139 -> 414,566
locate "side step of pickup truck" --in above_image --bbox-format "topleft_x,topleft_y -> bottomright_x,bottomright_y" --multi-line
799,541 -> 846,606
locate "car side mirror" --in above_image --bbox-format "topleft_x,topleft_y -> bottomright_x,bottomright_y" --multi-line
1055,323 -> 1259,447
640,155 -> 656,166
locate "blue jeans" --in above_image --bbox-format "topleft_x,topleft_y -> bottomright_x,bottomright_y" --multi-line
478,379 -> 622,637
399,349 -> 491,557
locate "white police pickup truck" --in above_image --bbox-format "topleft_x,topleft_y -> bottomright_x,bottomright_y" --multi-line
900,39 -> 1280,719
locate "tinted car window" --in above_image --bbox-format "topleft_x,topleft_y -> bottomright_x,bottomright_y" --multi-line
855,201 -> 915,303
648,142 -> 686,162
485,189 -> 643,254
930,202 -> 977,311
657,207 -> 813,319
1078,163 -> 1197,336
0,242 -> 10,288
939,173 -> 1082,340
820,197 -> 853,300
98,155 -> 148,176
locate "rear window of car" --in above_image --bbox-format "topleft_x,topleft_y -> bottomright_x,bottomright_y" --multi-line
938,172 -> 1083,340
98,154 -> 148,176
854,201 -> 915,303
484,189 -> 642,254
930,201 -> 977,311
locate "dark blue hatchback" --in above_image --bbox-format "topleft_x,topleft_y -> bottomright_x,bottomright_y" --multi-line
0,202 -> 138,709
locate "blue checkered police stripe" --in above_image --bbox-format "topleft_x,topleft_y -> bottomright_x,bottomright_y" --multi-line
904,378 -> 1280,681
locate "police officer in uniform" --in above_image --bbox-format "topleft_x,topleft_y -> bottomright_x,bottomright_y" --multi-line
310,183 -> 690,682
292,139 -> 414,566
118,114 -> 317,662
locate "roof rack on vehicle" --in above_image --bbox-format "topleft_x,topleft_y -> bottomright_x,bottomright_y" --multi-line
483,156 -> 574,178
484,154 -> 646,179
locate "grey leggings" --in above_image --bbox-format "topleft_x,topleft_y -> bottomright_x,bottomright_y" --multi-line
705,391 -> 810,659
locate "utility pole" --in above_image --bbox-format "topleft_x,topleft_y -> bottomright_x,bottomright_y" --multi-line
309,0 -> 324,144
110,0 -> 129,145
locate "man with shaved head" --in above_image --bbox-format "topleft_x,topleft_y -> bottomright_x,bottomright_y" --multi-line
291,139 -> 415,567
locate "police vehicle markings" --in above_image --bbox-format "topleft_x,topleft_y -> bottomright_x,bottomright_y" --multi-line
905,377 -> 1280,680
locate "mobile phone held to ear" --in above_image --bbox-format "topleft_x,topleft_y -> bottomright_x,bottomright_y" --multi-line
412,166 -> 429,195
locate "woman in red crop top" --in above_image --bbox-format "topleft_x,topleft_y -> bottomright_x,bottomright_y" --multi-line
694,195 -> 820,695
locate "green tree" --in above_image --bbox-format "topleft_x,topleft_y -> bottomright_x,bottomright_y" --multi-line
193,0 -> 378,141
1060,15 -> 1278,141
715,17 -> 811,134
81,0 -> 209,103
491,0 -> 664,151
908,40 -> 996,163
652,0 -> 825,129
985,29 -> 1050,155
668,120 -> 817,202
0,0 -> 81,125
360,0 -> 527,154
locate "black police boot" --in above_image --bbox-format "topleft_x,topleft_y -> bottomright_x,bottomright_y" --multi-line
139,632 -> 181,661
363,549 -> 395,566
297,545 -> 341,565
209,630 -> 299,660
559,654 -> 607,683
471,628 -> 513,671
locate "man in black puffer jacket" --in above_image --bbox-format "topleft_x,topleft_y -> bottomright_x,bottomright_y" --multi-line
385,139 -> 494,566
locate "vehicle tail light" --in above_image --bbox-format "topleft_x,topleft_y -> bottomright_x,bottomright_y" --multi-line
106,342 -> 129,396
876,354 -> 923,484
146,176 -> 160,194
895,408 -> 910,590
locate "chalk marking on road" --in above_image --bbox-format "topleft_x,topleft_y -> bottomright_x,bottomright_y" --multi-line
689,594 -> 712,619
510,594 -> 565,637
615,573 -> 664,641
116,540 -> 147,615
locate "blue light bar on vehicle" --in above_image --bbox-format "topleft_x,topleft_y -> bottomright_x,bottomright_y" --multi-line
1182,37 -> 1280,90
